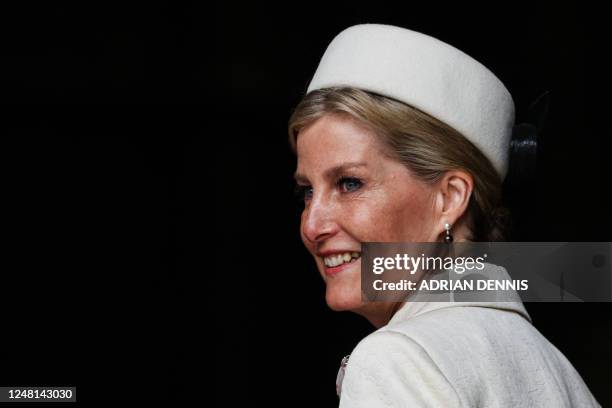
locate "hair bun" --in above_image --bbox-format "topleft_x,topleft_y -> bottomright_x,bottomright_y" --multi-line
505,91 -> 549,192
506,122 -> 538,189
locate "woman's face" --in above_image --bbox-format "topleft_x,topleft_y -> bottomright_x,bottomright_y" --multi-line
295,113 -> 439,316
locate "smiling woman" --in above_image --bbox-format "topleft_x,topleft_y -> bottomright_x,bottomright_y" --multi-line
292,111 -> 444,321
287,24 -> 600,407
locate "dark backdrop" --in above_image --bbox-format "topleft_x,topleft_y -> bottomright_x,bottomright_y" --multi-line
216,2 -> 612,407
1,1 -> 610,407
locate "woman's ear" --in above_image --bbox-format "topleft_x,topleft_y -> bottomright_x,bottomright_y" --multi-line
434,170 -> 473,228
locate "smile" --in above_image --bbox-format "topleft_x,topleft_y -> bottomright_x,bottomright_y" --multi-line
323,252 -> 361,268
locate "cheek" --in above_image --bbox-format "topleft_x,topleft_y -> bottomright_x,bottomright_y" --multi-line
345,187 -> 433,241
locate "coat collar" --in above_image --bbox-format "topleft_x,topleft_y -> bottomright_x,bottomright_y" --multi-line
387,263 -> 532,326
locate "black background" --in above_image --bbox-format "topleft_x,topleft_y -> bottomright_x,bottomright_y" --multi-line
2,1 -> 611,407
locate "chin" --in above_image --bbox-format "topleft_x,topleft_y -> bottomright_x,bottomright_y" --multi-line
325,286 -> 362,311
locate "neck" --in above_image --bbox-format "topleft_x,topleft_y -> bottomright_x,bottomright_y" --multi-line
357,301 -> 404,328
452,216 -> 473,242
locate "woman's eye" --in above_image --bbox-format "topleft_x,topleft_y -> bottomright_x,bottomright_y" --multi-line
294,185 -> 313,201
338,177 -> 363,193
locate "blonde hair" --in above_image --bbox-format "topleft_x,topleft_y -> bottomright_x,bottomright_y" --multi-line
288,87 -> 509,241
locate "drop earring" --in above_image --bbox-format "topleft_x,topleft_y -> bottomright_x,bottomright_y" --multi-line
444,223 -> 453,243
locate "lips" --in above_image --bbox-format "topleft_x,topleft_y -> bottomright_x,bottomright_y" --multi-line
320,251 -> 361,275
323,251 -> 360,267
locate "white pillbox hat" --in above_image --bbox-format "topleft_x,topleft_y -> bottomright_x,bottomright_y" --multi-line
307,24 -> 515,179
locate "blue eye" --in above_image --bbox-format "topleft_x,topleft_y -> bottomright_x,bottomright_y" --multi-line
294,185 -> 313,201
338,177 -> 363,193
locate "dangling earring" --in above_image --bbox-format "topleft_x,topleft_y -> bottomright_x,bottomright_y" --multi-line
444,222 -> 453,243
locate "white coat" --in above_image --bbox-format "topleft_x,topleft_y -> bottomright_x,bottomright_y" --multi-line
338,266 -> 601,407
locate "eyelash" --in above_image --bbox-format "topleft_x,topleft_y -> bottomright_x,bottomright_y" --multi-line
337,176 -> 363,193
294,177 -> 363,202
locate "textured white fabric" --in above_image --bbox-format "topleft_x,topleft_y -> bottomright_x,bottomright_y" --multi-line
307,24 -> 515,179
339,266 -> 601,407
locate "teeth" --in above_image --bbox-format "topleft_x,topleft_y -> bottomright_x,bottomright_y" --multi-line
323,252 -> 360,268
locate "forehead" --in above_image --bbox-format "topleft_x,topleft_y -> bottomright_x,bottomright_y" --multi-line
296,114 -> 384,171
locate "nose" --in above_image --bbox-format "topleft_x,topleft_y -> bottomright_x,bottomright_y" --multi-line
301,193 -> 339,244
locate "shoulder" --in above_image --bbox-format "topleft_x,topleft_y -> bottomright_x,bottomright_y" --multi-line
372,306 -> 601,407
340,306 -> 530,407
381,304 -> 535,358
340,330 -> 461,408
347,330 -> 432,378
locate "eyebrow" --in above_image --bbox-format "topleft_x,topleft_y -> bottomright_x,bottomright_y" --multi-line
294,162 -> 368,184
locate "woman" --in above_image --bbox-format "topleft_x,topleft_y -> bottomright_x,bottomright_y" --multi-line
288,24 -> 600,407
